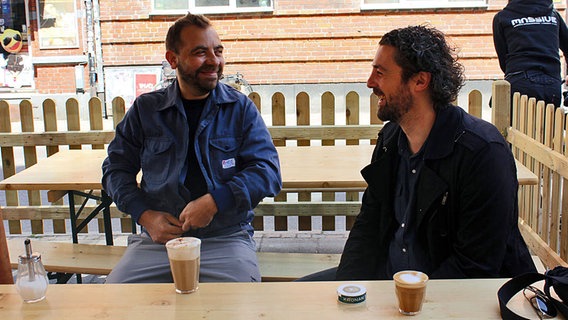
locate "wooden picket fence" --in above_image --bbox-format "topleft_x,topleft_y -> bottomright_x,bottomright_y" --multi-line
0,90 -> 385,236
494,80 -> 568,269
0,84 -> 567,269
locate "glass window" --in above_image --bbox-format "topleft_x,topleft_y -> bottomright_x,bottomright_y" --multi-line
361,0 -> 487,10
36,0 -> 79,49
151,0 -> 272,14
0,0 -> 34,89
154,0 -> 188,10
196,0 -> 229,7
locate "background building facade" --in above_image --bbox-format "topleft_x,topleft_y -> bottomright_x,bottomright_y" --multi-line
0,0 -> 566,116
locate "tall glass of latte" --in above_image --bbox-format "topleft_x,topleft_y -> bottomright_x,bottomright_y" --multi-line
166,237 -> 201,294
393,270 -> 429,315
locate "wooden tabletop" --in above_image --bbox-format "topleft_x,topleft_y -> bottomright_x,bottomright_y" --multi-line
0,145 -> 537,191
278,145 -> 372,189
0,279 -> 541,319
0,149 -> 107,190
0,146 -> 372,191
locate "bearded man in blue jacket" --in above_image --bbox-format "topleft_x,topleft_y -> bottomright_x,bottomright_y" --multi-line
335,25 -> 536,280
102,13 -> 282,283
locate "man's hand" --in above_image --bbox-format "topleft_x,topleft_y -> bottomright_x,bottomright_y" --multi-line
138,210 -> 184,244
179,193 -> 218,232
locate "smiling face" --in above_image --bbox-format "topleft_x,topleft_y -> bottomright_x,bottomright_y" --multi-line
166,25 -> 224,99
2,29 -> 22,54
367,45 -> 413,123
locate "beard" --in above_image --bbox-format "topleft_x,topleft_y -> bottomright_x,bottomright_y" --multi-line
376,84 -> 413,123
177,62 -> 223,95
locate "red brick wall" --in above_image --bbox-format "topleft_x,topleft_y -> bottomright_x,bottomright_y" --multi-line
34,65 -> 82,93
31,0 -> 567,92
28,0 -> 86,94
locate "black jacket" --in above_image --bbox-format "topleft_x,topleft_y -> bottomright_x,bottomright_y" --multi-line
492,0 -> 568,79
336,106 -> 536,280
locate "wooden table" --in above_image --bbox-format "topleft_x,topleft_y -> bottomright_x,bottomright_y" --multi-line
279,145 -> 372,190
278,145 -> 538,188
0,150 -> 114,245
0,279 -> 543,319
0,145 -> 538,192
0,146 -> 538,244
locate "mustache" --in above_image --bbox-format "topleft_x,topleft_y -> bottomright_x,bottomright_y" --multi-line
198,66 -> 221,74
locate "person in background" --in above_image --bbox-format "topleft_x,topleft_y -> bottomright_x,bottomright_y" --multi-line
102,13 -> 282,283
493,0 -> 568,108
333,25 -> 536,280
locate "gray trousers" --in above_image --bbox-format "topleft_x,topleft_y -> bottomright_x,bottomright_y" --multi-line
105,230 -> 261,283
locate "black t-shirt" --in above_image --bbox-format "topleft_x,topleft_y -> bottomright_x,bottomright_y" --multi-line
182,98 -> 207,201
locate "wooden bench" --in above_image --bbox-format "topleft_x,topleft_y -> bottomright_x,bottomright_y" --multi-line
7,239 -> 340,282
8,239 -> 546,283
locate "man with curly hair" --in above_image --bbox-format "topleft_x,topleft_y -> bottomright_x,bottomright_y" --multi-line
334,25 -> 536,280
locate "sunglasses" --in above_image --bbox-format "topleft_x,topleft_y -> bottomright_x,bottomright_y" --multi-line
522,285 -> 557,319
3,33 -> 21,46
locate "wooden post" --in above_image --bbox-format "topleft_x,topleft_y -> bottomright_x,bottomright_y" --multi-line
491,80 -> 511,136
0,101 -> 21,234
468,89 -> 482,119
111,96 -> 126,127
345,91 -> 360,230
272,92 -> 287,231
321,92 -> 336,231
296,92 -> 312,231
20,100 -> 42,234
0,209 -> 14,284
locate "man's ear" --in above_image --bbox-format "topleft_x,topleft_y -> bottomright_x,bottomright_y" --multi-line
413,71 -> 431,92
165,50 -> 177,69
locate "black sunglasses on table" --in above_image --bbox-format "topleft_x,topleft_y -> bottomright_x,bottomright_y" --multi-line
523,285 -> 557,319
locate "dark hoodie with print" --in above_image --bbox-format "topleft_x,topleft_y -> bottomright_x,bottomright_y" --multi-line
492,0 -> 568,79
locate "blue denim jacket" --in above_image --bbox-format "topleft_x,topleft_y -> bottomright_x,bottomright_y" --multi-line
102,81 -> 282,238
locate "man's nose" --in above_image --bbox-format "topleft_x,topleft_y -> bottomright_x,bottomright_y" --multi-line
205,51 -> 220,65
366,73 -> 375,88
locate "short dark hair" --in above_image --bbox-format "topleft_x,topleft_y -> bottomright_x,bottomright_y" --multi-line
379,25 -> 465,109
165,12 -> 211,53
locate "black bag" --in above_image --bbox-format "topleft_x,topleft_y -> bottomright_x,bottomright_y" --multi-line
498,266 -> 568,319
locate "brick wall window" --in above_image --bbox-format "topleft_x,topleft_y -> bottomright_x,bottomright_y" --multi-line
361,0 -> 487,10
152,0 -> 272,14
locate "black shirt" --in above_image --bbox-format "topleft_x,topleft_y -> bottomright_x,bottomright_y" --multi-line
387,131 -> 432,277
182,98 -> 207,201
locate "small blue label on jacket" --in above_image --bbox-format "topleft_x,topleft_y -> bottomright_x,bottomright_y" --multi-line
222,158 -> 235,169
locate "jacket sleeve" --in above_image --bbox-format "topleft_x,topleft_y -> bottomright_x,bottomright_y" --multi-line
210,97 -> 282,213
336,139 -> 391,280
336,187 -> 385,280
101,102 -> 150,223
429,141 -> 530,278
492,13 -> 508,74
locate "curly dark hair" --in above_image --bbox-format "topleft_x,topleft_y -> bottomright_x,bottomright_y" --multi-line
165,12 -> 211,54
379,25 -> 465,110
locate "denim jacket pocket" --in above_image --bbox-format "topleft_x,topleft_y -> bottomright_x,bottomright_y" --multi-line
141,137 -> 174,184
209,137 -> 241,182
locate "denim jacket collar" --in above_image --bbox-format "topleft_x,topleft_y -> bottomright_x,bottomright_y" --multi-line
157,80 -> 241,114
